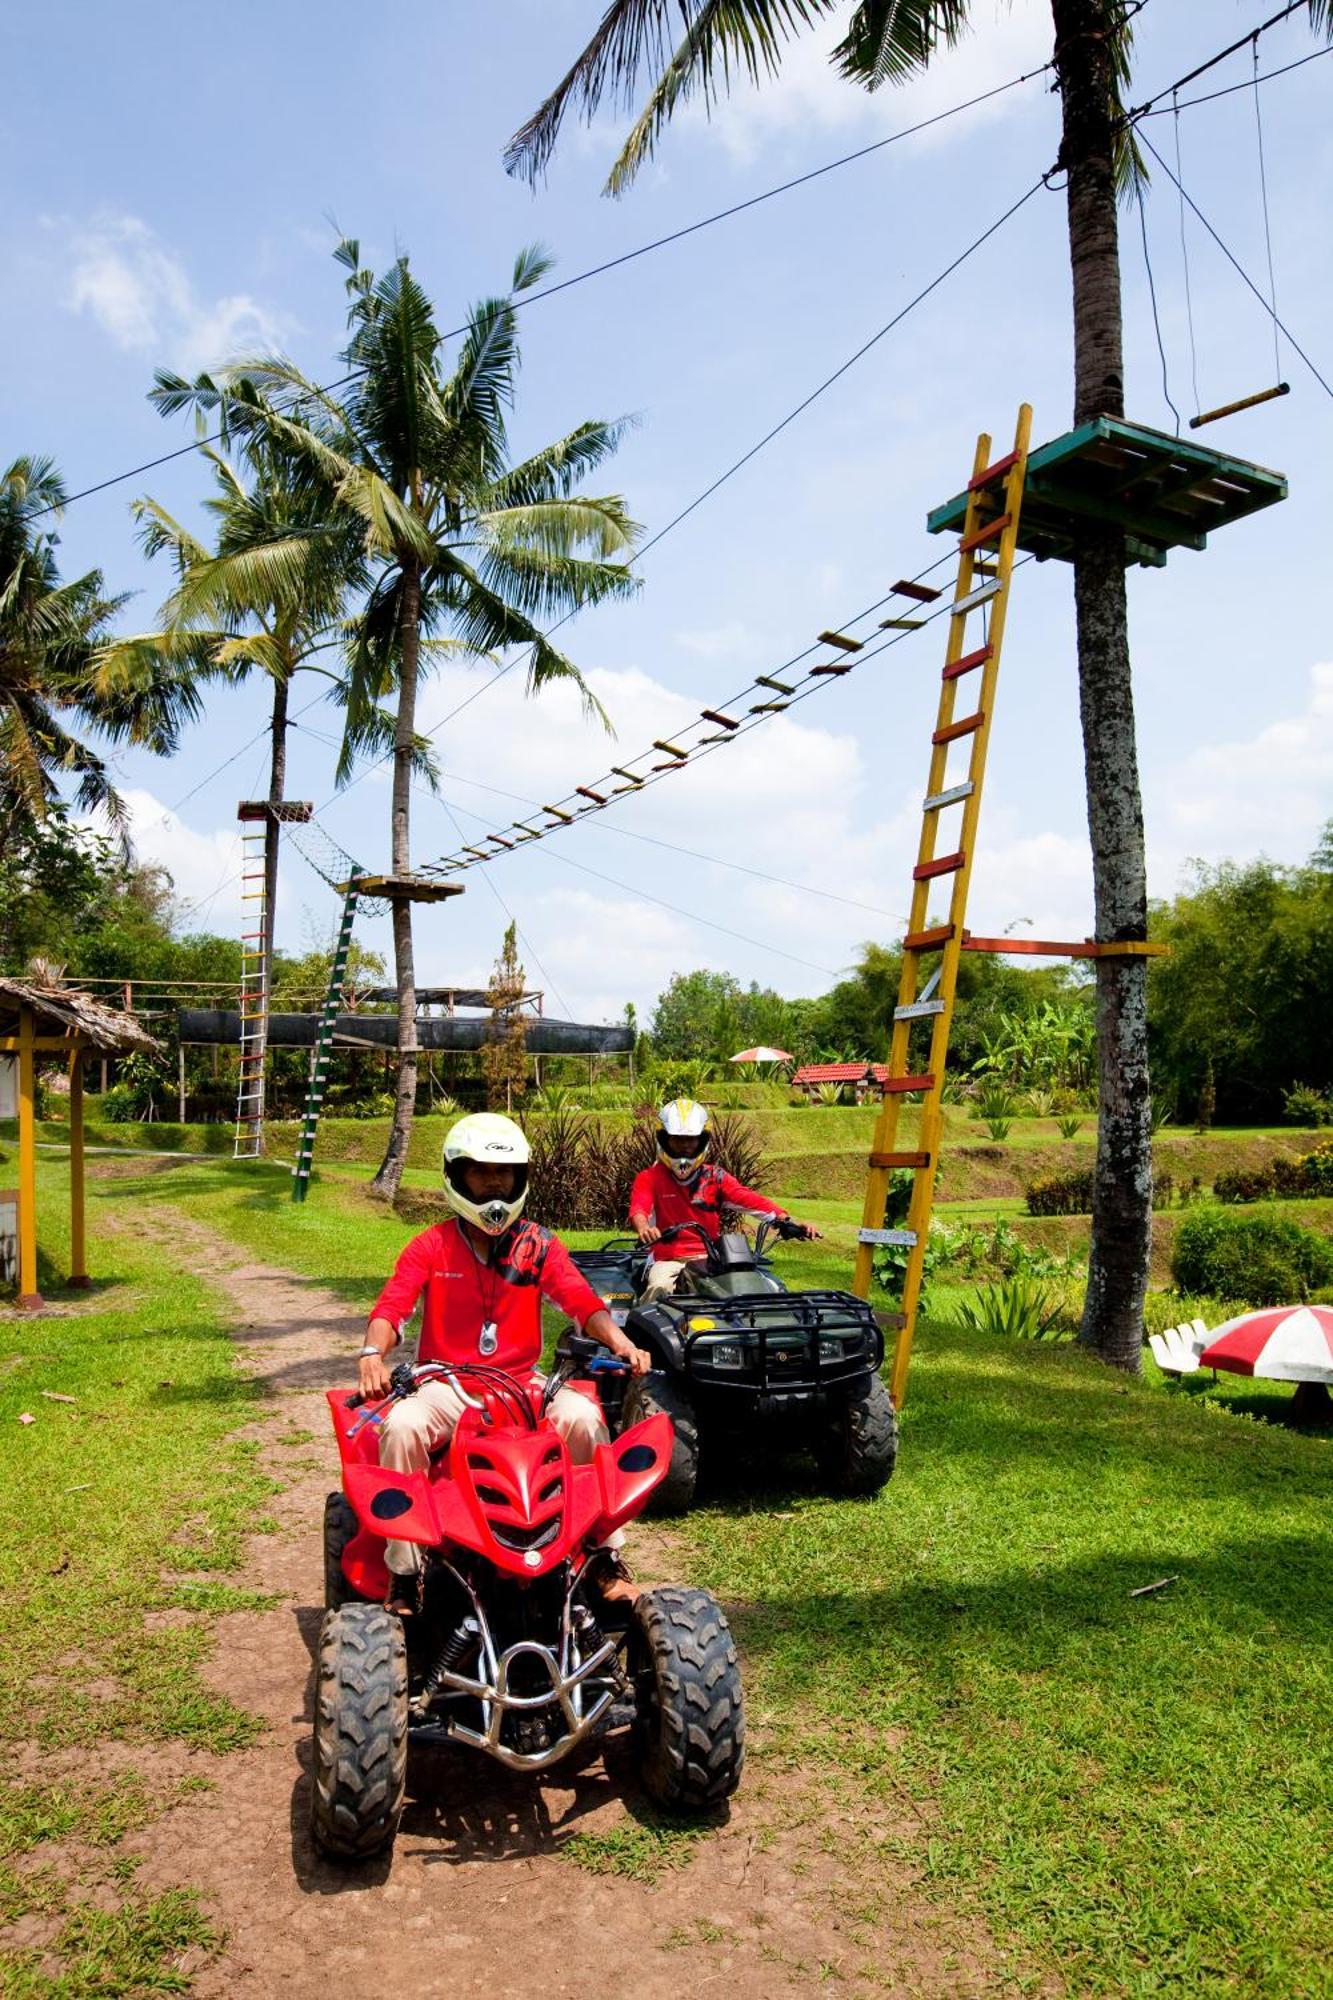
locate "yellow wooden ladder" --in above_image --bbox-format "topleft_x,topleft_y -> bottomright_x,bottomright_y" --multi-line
851,404 -> 1033,1405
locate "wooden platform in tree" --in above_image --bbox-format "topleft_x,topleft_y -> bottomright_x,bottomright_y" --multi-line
927,415 -> 1287,569
336,875 -> 465,903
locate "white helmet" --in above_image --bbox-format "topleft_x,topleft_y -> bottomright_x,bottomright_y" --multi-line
656,1097 -> 711,1182
442,1112 -> 530,1235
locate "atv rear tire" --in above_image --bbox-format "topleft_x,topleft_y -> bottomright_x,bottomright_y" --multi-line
310,1603 -> 408,1861
632,1586 -> 744,1811
323,1492 -> 359,1610
818,1374 -> 898,1495
622,1371 -> 699,1514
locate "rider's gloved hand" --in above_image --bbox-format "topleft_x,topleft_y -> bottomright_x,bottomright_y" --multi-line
780,1216 -> 822,1241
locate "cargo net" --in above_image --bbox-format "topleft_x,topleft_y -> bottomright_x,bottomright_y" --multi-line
286,819 -> 389,918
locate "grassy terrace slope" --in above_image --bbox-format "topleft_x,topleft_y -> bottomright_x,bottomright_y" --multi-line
12,1154 -> 1326,1995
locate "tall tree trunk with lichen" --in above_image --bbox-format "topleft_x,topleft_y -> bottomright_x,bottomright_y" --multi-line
1052,0 -> 1151,1372
370,557 -> 422,1201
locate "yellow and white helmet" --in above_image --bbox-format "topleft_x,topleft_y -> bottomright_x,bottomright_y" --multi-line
442,1112 -> 530,1235
656,1097 -> 712,1181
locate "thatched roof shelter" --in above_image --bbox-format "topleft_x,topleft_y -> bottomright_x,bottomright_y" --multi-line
1,976 -> 158,1308
0,977 -> 159,1054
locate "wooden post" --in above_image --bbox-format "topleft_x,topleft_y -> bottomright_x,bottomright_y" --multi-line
69,1050 -> 88,1289
16,1005 -> 40,1309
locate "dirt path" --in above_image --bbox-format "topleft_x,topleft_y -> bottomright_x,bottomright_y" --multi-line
104,1196 -> 1003,1998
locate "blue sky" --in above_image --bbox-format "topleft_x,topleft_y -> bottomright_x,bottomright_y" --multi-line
4,0 -> 1331,1024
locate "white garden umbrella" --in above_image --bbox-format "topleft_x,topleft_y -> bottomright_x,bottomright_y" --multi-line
1198,1305 -> 1333,1383
730,1046 -> 793,1064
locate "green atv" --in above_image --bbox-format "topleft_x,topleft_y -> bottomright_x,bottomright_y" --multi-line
569,1219 -> 898,1513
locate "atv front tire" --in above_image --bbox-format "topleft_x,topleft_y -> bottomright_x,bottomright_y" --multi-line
632,1586 -> 744,1811
622,1371 -> 699,1514
818,1373 -> 898,1495
323,1491 -> 359,1610
310,1603 -> 408,1861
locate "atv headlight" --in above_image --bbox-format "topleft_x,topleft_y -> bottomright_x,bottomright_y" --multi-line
695,1334 -> 743,1369
818,1337 -> 845,1363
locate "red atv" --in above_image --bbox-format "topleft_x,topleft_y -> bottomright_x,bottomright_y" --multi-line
315,1337 -> 745,1861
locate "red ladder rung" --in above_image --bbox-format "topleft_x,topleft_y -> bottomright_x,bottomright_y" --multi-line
882,1073 -> 935,1095
933,712 -> 984,745
943,644 -> 993,683
960,513 -> 1011,552
969,449 -> 1018,492
869,1151 -> 931,1169
913,851 -> 965,881
903,924 -> 955,951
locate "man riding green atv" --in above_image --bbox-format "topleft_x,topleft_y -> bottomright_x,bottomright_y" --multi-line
568,1099 -> 898,1511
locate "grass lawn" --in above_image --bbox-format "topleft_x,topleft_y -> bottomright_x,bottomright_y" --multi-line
7,1153 -> 1331,1994
0,1158 -> 280,1993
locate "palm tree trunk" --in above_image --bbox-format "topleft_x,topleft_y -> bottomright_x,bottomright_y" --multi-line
371,558 -> 422,1199
252,669 -> 290,1155
1052,0 -> 1151,1371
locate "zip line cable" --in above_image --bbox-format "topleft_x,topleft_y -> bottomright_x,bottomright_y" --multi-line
320,170 -> 1050,814
1125,0 -> 1323,121
1136,41 -> 1333,117
1135,181 -> 1182,433
1251,37 -> 1284,385
32,66 -> 1050,525
437,796 -> 575,1022
1138,129 -> 1333,401
427,766 -> 908,923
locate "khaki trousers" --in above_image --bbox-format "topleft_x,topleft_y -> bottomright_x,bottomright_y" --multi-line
378,1375 -> 613,1574
641,1258 -> 686,1301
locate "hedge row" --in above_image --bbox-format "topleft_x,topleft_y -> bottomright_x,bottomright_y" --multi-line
1213,1141 -> 1333,1205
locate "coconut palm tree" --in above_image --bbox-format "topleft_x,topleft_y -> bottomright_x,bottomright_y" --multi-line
507,0 -> 1332,1373
198,240 -> 641,1197
0,455 -> 201,853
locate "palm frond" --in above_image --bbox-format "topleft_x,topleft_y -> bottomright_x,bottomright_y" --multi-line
479,496 -> 642,561
506,0 -> 838,189
480,418 -> 638,510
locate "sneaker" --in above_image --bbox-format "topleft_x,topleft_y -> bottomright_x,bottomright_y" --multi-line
586,1549 -> 639,1607
385,1570 -> 419,1618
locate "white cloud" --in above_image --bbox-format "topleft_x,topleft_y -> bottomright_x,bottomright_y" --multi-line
674,618 -> 763,662
62,213 -> 289,373
1157,660 -> 1333,863
674,0 -> 1052,163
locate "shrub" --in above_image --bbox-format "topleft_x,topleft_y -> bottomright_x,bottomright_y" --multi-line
1213,1165 -> 1277,1204
956,1278 -> 1067,1341
1025,1168 -> 1096,1216
1282,1082 -> 1332,1127
814,1083 -> 844,1106
523,1108 -> 766,1229
1055,1113 -> 1084,1140
1296,1138 -> 1333,1195
1171,1207 -> 1333,1307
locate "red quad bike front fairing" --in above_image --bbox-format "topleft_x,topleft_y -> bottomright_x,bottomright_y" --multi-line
313,1345 -> 745,1862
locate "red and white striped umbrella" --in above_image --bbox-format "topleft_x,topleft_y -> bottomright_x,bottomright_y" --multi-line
1198,1305 -> 1333,1384
730,1046 -> 794,1065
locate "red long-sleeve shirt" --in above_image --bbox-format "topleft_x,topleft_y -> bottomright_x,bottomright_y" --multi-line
629,1161 -> 788,1264
370,1218 -> 605,1374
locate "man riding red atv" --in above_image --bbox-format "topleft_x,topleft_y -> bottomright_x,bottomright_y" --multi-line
316,1114 -> 745,1861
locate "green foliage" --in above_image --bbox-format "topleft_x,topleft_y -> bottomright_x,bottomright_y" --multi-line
1026,1167 -> 1096,1217
481,921 -> 529,1111
1171,1206 -> 1333,1306
955,1277 -> 1067,1341
1149,838 -> 1333,1122
1283,1082 -> 1332,1127
521,1108 -> 766,1229
1215,1140 -> 1333,1203
1056,1112 -> 1084,1140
